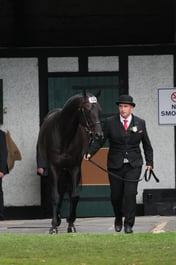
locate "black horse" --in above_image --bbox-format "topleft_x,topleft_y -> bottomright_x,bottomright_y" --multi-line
38,91 -> 103,234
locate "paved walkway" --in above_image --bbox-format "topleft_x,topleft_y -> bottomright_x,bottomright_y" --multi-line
0,216 -> 176,234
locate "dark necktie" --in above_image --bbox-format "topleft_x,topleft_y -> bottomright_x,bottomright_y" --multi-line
123,119 -> 128,130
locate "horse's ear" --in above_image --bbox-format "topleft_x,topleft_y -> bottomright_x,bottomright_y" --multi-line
82,89 -> 86,98
95,90 -> 101,99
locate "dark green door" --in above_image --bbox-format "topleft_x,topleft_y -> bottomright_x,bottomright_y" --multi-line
48,75 -> 119,217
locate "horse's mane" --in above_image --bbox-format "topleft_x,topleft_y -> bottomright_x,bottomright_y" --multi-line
63,93 -> 93,109
58,94 -> 86,143
39,94 -> 85,160
39,93 -> 99,163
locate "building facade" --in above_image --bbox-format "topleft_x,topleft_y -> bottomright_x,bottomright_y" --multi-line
0,44 -> 175,218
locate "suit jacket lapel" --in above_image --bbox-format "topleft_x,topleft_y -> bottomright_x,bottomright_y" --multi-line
132,115 -> 140,128
116,114 -> 126,136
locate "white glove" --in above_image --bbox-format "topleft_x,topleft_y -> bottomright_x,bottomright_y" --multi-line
84,153 -> 91,160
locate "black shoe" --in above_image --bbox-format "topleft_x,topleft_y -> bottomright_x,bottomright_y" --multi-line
124,225 -> 133,234
114,218 -> 122,232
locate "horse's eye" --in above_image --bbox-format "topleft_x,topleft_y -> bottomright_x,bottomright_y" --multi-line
85,108 -> 91,114
84,102 -> 92,110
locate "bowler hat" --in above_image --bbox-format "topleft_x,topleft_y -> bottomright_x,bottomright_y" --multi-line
115,95 -> 135,107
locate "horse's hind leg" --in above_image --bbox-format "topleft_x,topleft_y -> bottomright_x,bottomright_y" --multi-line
50,187 -> 59,234
57,193 -> 64,226
67,195 -> 79,233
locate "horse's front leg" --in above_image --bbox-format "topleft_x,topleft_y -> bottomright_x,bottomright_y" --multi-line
67,167 -> 81,233
67,195 -> 79,232
50,184 -> 60,234
48,166 -> 61,234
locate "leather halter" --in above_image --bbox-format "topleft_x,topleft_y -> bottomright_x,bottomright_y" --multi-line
80,106 -> 101,138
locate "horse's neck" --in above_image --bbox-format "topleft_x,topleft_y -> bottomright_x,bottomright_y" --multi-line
60,110 -> 79,141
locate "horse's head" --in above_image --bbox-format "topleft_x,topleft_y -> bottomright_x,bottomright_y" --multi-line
79,91 -> 104,141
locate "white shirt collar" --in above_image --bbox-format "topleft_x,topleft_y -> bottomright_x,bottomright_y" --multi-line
120,114 -> 132,124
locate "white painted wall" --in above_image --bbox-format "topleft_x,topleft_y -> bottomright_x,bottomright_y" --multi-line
88,56 -> 119,72
0,58 -> 40,206
129,55 -> 175,203
48,57 -> 79,72
0,54 -> 175,208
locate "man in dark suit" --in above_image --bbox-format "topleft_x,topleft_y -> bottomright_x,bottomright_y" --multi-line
84,95 -> 153,233
0,129 -> 9,220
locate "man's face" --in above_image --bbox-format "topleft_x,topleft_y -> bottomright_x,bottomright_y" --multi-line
118,103 -> 133,118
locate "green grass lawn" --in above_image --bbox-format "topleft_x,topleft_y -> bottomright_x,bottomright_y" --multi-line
0,232 -> 176,265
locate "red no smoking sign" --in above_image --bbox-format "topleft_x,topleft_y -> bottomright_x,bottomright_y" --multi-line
158,88 -> 176,125
171,92 -> 176,103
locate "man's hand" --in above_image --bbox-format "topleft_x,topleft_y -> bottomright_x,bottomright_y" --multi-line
0,172 -> 4,178
146,165 -> 153,171
84,153 -> 91,160
37,168 -> 44,175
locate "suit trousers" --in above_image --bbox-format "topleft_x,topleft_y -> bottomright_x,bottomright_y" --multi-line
0,178 -> 4,218
108,164 -> 142,227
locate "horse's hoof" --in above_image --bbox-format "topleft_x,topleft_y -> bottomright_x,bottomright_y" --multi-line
49,227 -> 58,234
67,224 -> 76,233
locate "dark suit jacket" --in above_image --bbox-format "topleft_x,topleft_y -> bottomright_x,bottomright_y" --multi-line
0,130 -> 9,174
88,114 -> 153,169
